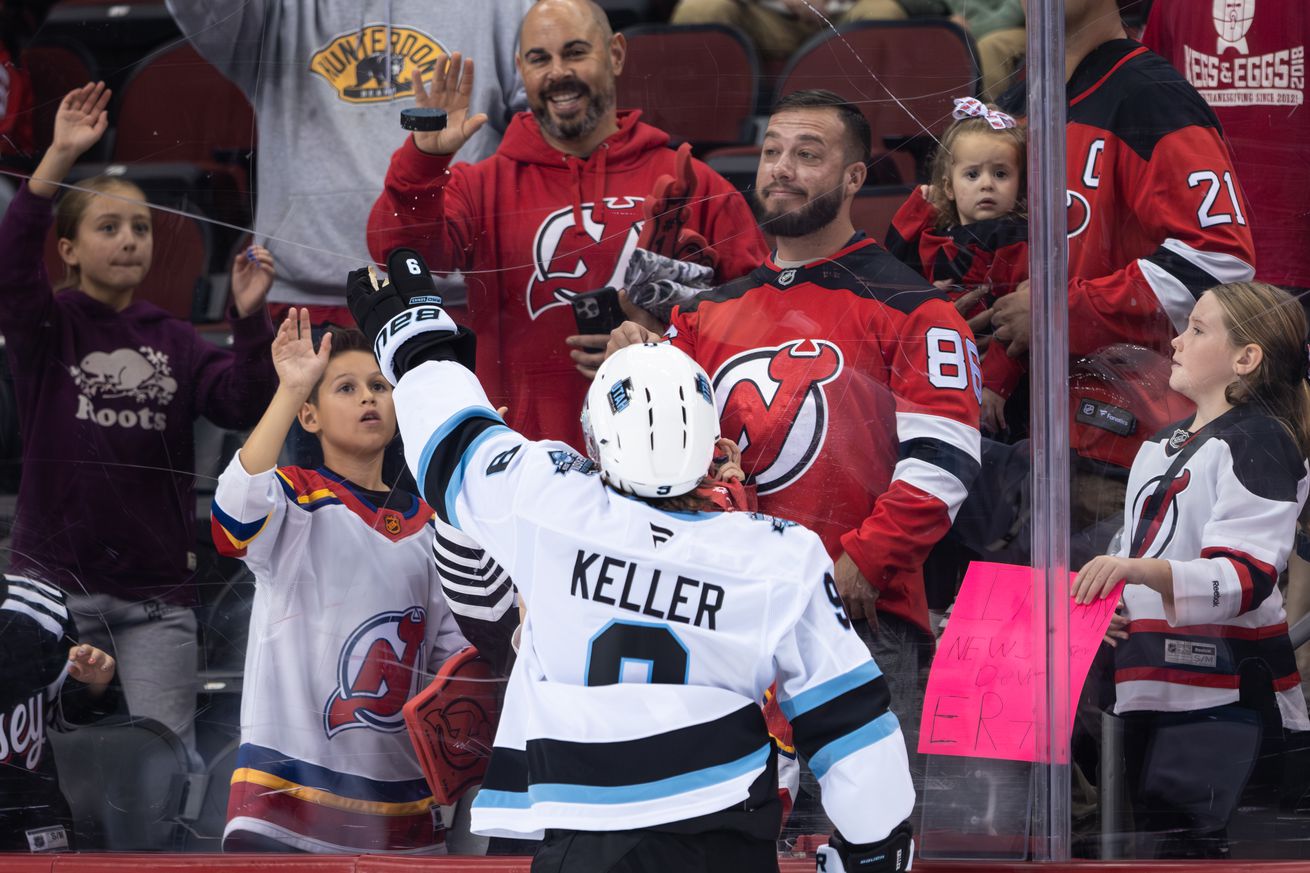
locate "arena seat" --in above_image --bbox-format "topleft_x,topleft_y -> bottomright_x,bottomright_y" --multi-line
775,21 -> 980,181
852,185 -> 912,243
20,39 -> 98,157
49,715 -> 206,851
109,42 -> 255,229
618,24 -> 759,150
43,194 -> 212,321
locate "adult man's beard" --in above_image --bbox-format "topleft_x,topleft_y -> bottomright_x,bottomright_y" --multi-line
532,77 -> 613,142
752,182 -> 845,238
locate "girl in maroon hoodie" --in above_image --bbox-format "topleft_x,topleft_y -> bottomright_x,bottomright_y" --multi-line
0,82 -> 275,755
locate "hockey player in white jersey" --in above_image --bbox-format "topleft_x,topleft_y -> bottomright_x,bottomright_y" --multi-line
347,251 -> 915,872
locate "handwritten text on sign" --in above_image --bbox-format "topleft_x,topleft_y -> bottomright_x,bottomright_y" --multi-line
917,562 -> 1123,763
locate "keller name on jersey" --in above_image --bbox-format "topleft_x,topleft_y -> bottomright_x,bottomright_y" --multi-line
310,25 -> 446,103
1182,1 -> 1304,107
570,549 -> 725,630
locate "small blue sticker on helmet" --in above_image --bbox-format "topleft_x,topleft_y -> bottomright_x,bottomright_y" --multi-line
608,378 -> 633,413
695,373 -> 712,404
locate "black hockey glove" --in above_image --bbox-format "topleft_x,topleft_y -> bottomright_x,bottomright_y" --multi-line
816,823 -> 914,873
346,248 -> 477,384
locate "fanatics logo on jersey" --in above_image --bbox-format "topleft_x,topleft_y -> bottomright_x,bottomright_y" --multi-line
650,523 -> 674,546
526,198 -> 645,319
310,25 -> 446,103
324,607 -> 427,737
713,339 -> 844,495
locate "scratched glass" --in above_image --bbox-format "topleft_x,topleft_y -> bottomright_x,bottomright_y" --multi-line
1,0 -> 1308,865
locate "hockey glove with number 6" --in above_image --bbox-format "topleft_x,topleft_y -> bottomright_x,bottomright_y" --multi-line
816,823 -> 914,873
346,248 -> 477,384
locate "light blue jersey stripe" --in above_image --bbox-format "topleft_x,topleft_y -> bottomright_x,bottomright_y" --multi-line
809,711 -> 901,781
779,660 -> 882,721
472,744 -> 771,810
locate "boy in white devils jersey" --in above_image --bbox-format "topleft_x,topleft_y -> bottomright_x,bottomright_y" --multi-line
346,250 -> 915,873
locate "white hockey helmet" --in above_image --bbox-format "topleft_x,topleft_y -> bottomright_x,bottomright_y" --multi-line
581,342 -> 721,499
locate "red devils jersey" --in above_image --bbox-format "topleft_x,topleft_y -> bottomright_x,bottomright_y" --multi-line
1114,405 -> 1309,730
368,110 -> 767,448
1145,0 -> 1309,289
885,190 -> 1029,397
1058,40 -> 1256,467
669,236 -> 982,634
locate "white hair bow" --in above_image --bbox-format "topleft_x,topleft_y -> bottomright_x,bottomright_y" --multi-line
952,97 -> 1017,131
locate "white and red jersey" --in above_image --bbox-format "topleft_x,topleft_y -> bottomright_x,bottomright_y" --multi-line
211,459 -> 467,853
1114,405 -> 1309,730
1054,39 -> 1257,468
1144,0 -> 1309,290
668,235 -> 982,634
367,110 -> 767,448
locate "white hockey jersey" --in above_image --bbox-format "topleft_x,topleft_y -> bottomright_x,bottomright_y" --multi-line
211,459 -> 468,853
1115,405 -> 1310,730
393,360 -> 915,844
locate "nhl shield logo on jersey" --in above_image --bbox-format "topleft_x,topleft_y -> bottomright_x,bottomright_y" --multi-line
310,25 -> 446,103
382,512 -> 403,536
324,607 -> 427,737
525,198 -> 645,319
713,339 -> 844,495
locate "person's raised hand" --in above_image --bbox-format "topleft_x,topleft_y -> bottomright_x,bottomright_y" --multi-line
272,307 -> 332,400
980,387 -> 1007,435
51,81 -> 111,160
231,245 -> 275,317
411,52 -> 488,156
30,82 -> 112,198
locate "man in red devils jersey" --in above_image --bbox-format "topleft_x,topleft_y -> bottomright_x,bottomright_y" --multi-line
986,0 -> 1256,503
367,0 -> 765,448
609,90 -> 983,778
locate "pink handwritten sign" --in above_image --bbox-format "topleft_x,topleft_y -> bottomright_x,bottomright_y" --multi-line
917,561 -> 1123,763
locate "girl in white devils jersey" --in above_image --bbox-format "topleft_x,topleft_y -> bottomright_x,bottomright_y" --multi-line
1074,281 -> 1310,858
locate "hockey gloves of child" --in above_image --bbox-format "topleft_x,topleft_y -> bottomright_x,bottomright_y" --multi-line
346,248 -> 477,385
816,822 -> 914,873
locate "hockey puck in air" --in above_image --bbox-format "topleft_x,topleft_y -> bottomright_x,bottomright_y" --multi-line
400,108 -> 448,132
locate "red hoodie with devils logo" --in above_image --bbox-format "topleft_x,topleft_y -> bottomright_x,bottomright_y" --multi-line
668,236 -> 982,634
368,110 -> 766,446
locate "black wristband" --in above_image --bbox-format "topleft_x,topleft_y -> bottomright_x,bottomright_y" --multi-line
401,107 -> 448,132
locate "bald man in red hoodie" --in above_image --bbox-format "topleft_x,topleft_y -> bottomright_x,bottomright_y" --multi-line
368,0 -> 766,447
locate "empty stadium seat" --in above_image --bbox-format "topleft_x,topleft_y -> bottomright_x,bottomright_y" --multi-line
618,24 -> 759,149
21,39 -> 98,156
851,185 -> 912,243
109,42 -> 255,231
43,192 -> 211,320
112,43 -> 255,168
776,22 -> 979,180
49,715 -> 205,851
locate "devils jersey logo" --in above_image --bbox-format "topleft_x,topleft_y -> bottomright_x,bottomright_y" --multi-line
526,197 -> 644,319
713,339 -> 844,495
1129,469 -> 1193,557
324,607 -> 427,737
